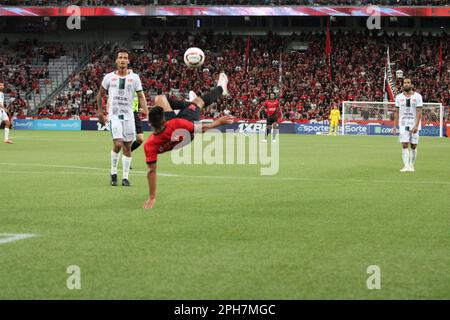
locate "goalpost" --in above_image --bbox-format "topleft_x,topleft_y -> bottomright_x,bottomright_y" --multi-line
341,101 -> 444,138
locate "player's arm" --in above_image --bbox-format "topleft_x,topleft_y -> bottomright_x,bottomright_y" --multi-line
393,108 -> 399,135
412,107 -> 422,134
134,75 -> 147,118
258,105 -> 264,119
275,100 -> 282,117
411,95 -> 423,134
201,116 -> 234,133
144,162 -> 157,209
137,91 -> 148,118
96,86 -> 107,125
393,96 -> 399,135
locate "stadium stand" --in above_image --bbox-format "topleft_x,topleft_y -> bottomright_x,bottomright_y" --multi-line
14,31 -> 446,122
0,40 -> 91,117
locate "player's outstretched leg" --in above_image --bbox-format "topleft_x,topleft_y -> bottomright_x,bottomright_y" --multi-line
217,72 -> 228,96
400,142 -> 410,172
409,144 -> 417,172
131,134 -> 144,152
160,73 -> 227,113
192,73 -> 228,110
202,73 -> 228,106
189,91 -> 197,102
131,140 -> 141,152
166,96 -> 192,110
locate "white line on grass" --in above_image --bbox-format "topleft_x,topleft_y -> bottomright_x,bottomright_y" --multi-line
0,169 -> 177,177
0,162 -> 449,185
0,162 -> 130,172
0,233 -> 38,245
0,162 -> 175,176
0,170 -> 120,176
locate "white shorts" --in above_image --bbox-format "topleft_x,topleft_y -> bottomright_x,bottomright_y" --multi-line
399,130 -> 419,145
110,119 -> 136,142
0,108 -> 9,123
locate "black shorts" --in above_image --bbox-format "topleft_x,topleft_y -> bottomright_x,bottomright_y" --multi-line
266,114 -> 278,126
164,103 -> 201,123
134,112 -> 143,134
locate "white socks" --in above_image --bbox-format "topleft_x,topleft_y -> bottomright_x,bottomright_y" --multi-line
111,151 -> 132,180
111,151 -> 120,175
4,128 -> 9,141
402,148 -> 410,168
409,149 -> 417,167
122,155 -> 132,180
402,148 -> 417,169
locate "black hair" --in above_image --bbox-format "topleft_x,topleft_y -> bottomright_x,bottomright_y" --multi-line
149,106 -> 165,130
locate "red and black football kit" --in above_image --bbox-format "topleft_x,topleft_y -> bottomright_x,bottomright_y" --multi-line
144,86 -> 223,164
264,99 -> 280,125
144,101 -> 201,164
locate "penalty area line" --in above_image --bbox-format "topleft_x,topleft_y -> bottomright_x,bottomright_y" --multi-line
0,233 -> 38,245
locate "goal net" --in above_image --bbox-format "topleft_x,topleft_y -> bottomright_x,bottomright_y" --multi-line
341,101 -> 444,138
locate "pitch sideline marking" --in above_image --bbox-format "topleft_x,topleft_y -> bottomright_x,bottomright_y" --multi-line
0,162 -> 176,177
0,162 -> 450,185
0,233 -> 38,245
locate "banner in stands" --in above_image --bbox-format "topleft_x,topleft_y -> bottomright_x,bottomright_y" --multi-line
233,122 -> 296,134
13,119 -> 81,131
12,120 -> 445,136
1,6 -> 449,17
295,123 -> 368,135
80,120 -> 296,134
81,120 -> 151,131
295,123 -> 443,136
369,125 -> 441,136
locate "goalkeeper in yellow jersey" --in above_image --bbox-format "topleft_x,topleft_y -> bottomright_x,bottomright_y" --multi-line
328,104 -> 340,136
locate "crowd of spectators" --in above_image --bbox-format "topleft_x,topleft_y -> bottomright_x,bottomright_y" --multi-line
32,31 -> 448,122
39,46 -> 114,118
0,39 -> 67,117
0,0 -> 448,6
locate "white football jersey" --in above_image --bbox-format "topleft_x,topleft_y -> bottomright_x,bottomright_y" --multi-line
395,92 -> 423,132
101,70 -> 143,121
0,92 -> 4,107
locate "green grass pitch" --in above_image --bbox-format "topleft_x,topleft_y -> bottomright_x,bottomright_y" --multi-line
0,130 -> 449,299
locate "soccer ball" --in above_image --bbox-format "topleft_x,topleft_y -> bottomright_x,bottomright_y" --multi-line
183,47 -> 205,68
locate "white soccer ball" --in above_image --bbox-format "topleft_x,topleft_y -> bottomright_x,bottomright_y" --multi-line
183,47 -> 205,68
